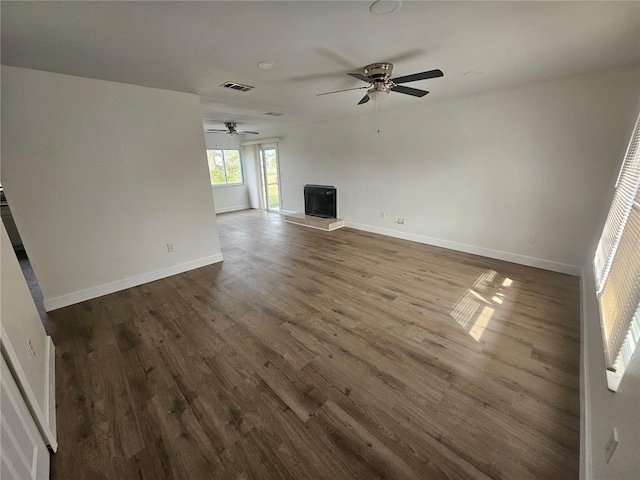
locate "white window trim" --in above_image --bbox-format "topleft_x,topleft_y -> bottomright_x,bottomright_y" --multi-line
594,112 -> 640,392
606,318 -> 640,391
207,148 -> 245,187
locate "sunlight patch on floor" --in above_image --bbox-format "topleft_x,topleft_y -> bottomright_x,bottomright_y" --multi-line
451,270 -> 513,342
469,306 -> 495,341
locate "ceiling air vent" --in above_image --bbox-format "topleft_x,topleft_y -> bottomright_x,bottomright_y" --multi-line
263,112 -> 283,116
220,82 -> 254,92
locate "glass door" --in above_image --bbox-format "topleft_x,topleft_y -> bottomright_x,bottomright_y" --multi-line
259,145 -> 280,211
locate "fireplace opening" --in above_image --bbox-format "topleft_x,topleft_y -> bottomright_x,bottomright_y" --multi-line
304,185 -> 337,219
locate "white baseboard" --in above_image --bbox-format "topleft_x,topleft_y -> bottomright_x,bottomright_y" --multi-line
279,209 -> 297,215
344,221 -> 582,276
215,204 -> 250,214
43,254 -> 223,311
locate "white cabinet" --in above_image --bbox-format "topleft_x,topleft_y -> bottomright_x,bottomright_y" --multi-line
1,355 -> 50,480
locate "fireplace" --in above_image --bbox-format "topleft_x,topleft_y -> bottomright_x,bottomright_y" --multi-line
304,185 -> 337,219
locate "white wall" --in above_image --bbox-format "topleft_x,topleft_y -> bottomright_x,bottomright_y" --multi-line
1,222 -> 56,447
212,186 -> 250,214
205,132 -> 250,213
242,145 -> 262,210
1,67 -> 222,310
260,66 -> 640,273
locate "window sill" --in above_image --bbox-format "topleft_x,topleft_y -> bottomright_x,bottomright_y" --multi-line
212,183 -> 245,188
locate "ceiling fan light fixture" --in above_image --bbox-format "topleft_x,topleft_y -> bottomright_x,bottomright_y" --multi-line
368,89 -> 388,102
368,83 -> 390,102
258,61 -> 277,70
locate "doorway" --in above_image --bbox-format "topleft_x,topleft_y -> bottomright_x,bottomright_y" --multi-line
259,145 -> 280,211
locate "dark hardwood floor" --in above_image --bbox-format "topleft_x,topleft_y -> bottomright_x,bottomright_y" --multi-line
45,209 -> 580,479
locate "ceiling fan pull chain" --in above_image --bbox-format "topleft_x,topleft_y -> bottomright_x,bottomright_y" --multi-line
373,102 -> 376,132
373,102 -> 379,133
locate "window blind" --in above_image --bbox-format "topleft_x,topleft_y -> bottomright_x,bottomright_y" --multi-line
594,113 -> 640,379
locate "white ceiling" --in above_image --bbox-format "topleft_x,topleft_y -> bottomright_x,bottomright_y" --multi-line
2,1 -> 639,133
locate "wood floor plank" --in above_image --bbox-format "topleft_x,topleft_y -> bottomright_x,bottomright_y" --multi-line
301,357 -> 487,480
45,209 -> 580,479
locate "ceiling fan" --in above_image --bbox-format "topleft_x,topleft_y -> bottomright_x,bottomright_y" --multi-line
317,63 -> 443,105
205,122 -> 259,136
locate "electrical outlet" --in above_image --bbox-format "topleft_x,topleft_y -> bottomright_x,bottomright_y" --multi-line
380,212 -> 386,219
528,235 -> 537,244
396,217 -> 406,225
167,243 -> 175,253
604,428 -> 619,464
28,339 -> 36,359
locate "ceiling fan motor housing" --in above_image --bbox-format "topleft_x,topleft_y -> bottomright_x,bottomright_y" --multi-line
364,63 -> 393,82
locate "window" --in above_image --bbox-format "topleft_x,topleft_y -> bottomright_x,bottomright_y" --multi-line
594,113 -> 640,391
206,149 -> 243,186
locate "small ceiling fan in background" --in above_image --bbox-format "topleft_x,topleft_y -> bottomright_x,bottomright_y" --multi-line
205,122 -> 259,136
317,62 -> 443,105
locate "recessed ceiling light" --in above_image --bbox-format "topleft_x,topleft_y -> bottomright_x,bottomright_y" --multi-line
258,61 -> 277,69
370,0 -> 402,15
464,71 -> 483,76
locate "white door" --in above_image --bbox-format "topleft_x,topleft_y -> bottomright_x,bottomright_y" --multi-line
259,145 -> 281,211
1,355 -> 50,480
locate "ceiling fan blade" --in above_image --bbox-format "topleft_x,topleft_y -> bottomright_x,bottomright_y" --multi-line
205,129 -> 228,133
392,69 -> 444,84
391,85 -> 429,97
357,94 -> 370,105
237,130 -> 259,135
317,86 -> 368,96
348,73 -> 372,83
